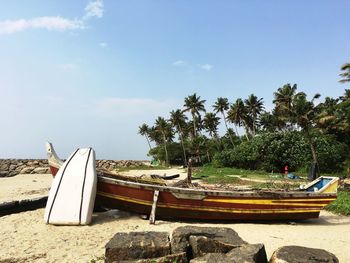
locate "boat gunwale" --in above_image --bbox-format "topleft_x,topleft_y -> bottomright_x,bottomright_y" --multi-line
98,174 -> 337,199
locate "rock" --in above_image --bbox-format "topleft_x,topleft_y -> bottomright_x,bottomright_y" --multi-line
32,167 -> 49,174
8,171 -> 18,177
15,165 -> 26,172
0,163 -> 9,171
226,243 -> 268,263
20,167 -> 34,174
0,171 -> 9,177
119,252 -> 188,263
105,232 -> 170,263
189,253 -> 227,263
270,246 -> 339,263
189,236 -> 240,258
171,226 -> 246,256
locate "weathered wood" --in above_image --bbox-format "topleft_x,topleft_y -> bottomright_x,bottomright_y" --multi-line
187,158 -> 192,184
0,196 -> 48,217
149,190 -> 159,224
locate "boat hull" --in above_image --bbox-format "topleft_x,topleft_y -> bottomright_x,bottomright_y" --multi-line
94,178 -> 334,221
45,142 -> 338,221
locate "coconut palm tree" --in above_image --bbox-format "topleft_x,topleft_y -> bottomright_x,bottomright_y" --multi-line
183,93 -> 206,137
203,112 -> 221,147
138,123 -> 152,150
339,63 -> 350,84
244,94 -> 264,136
148,126 -> 163,146
259,111 -> 277,132
273,84 -> 299,129
291,92 -> 321,176
155,117 -> 171,165
213,97 -> 234,146
169,109 -> 188,166
227,98 -> 250,140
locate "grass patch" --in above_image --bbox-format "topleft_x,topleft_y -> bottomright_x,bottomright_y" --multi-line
115,165 -> 172,172
200,176 -> 241,184
325,190 -> 350,216
193,164 -> 273,180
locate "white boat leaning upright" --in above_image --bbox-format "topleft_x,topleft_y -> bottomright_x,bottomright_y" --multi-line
44,147 -> 97,225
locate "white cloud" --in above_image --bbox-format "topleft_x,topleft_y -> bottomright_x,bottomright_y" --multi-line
0,17 -> 84,34
83,0 -> 104,20
173,60 -> 187,66
0,0 -> 104,35
99,42 -> 108,48
199,64 -> 213,71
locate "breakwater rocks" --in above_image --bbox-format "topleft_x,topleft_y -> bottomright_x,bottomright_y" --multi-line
0,159 -> 149,177
105,226 -> 339,263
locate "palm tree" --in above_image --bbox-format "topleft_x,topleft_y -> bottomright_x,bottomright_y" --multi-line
339,63 -> 350,84
227,98 -> 250,140
203,112 -> 221,147
292,92 -> 321,176
259,111 -> 277,132
169,109 -> 188,166
148,126 -> 162,146
138,123 -> 152,150
155,117 -> 171,165
183,93 -> 206,137
273,84 -> 298,129
244,94 -> 264,136
213,97 -> 234,146
315,97 -> 338,131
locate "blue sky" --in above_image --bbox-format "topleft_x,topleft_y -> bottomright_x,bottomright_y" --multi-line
1,1 -> 349,160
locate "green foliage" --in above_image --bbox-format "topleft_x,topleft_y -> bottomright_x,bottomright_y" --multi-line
326,191 -> 350,216
213,131 -> 349,173
149,142 -> 185,165
313,133 -> 349,173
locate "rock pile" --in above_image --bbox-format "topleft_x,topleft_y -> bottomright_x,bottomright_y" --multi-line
104,226 -> 339,263
0,159 -> 49,177
0,159 -> 150,177
96,160 -> 149,171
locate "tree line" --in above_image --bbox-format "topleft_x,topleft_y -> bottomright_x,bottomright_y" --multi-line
138,63 -> 350,173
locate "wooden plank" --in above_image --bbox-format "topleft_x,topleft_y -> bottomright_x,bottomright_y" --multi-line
0,196 -> 48,217
149,190 -> 159,224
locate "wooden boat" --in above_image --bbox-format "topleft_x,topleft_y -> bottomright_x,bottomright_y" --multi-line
46,142 -> 339,221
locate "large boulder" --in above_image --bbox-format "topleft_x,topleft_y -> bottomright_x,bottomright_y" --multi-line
117,252 -> 187,263
189,253 -> 227,263
189,236 -> 240,258
188,244 -> 267,263
171,226 -> 246,257
270,246 -> 339,263
105,232 -> 170,263
226,243 -> 267,263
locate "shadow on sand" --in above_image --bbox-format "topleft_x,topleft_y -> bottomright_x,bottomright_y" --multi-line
90,209 -> 350,227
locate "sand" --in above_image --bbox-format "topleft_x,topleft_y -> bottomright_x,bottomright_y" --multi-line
0,172 -> 349,262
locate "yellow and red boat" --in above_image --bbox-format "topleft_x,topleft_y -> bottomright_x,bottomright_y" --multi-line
46,142 -> 338,221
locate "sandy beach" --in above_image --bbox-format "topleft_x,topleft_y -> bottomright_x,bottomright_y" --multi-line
1,172 -> 349,262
